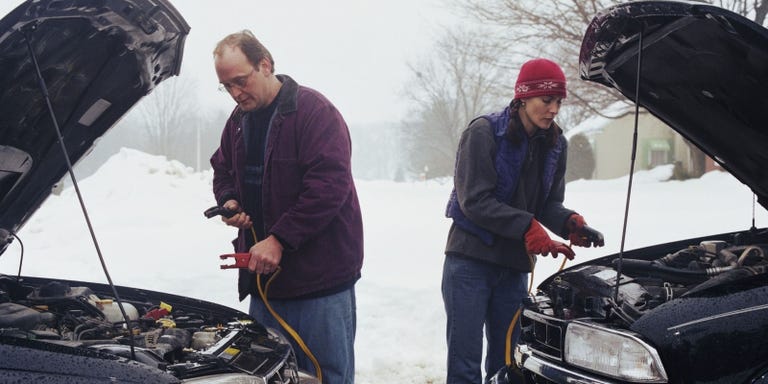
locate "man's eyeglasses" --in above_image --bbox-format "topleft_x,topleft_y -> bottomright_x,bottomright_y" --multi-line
218,68 -> 255,93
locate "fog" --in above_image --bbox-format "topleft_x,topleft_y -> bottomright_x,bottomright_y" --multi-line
0,0 -> 457,126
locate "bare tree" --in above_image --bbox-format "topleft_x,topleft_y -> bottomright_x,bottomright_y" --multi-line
135,76 -> 200,157
457,0 -> 767,121
456,0 -> 646,126
401,28 -> 508,178
712,0 -> 768,23
410,0 -> 768,178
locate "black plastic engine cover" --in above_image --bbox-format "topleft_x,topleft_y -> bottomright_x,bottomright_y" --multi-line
547,265 -> 651,320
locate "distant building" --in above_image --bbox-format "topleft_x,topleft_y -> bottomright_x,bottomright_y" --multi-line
566,109 -> 720,180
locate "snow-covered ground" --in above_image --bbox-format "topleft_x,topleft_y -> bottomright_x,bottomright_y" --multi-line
3,148 -> 766,383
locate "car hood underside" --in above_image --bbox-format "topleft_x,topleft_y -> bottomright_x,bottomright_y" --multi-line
0,0 -> 189,244
579,0 -> 768,208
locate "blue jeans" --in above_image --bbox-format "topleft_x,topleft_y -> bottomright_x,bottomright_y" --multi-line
442,254 -> 528,384
249,286 -> 356,384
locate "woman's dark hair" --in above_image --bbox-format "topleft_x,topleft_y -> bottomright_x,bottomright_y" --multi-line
506,99 -> 561,147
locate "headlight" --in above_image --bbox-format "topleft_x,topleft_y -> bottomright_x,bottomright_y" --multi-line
564,322 -> 668,383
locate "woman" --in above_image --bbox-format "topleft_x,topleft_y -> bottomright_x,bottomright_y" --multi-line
442,58 -> 603,384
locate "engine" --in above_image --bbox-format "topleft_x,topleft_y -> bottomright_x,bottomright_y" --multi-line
0,277 -> 308,383
539,239 -> 768,325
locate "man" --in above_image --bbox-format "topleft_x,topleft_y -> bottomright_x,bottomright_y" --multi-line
210,30 -> 363,384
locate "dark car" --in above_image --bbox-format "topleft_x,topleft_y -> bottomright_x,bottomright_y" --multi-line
493,1 -> 768,384
0,1 -> 317,383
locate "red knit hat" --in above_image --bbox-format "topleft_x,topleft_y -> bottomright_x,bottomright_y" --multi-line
514,58 -> 567,100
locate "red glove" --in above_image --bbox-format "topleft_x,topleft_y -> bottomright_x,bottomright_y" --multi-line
567,214 -> 605,247
524,219 -> 575,260
567,214 -> 588,246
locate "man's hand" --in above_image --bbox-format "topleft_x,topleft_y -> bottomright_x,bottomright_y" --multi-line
248,235 -> 284,275
221,200 -> 252,229
525,219 -> 575,260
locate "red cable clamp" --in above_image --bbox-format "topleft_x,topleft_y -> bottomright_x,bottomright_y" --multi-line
220,253 -> 250,269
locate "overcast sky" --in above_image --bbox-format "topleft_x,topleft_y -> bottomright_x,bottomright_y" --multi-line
0,0 -> 459,125
174,0 -> 459,125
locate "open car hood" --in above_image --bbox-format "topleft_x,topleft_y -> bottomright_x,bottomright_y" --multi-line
579,0 -> 768,208
0,0 -> 189,240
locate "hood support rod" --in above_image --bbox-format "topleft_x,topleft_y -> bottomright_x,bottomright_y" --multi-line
22,25 -> 137,361
614,25 -> 645,305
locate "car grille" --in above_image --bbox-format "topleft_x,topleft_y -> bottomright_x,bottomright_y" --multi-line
520,310 -> 564,360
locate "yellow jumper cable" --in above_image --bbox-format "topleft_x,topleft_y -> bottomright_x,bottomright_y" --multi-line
250,227 -> 323,382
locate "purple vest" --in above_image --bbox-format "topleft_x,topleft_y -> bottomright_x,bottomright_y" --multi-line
445,107 -> 565,245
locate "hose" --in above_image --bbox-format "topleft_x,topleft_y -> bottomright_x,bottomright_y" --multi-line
736,246 -> 764,266
250,227 -> 323,382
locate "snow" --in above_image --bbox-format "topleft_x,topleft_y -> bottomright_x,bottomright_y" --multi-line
3,148 -> 767,383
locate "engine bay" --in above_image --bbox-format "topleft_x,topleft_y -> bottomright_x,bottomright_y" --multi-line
535,236 -> 768,326
0,275 -> 303,382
